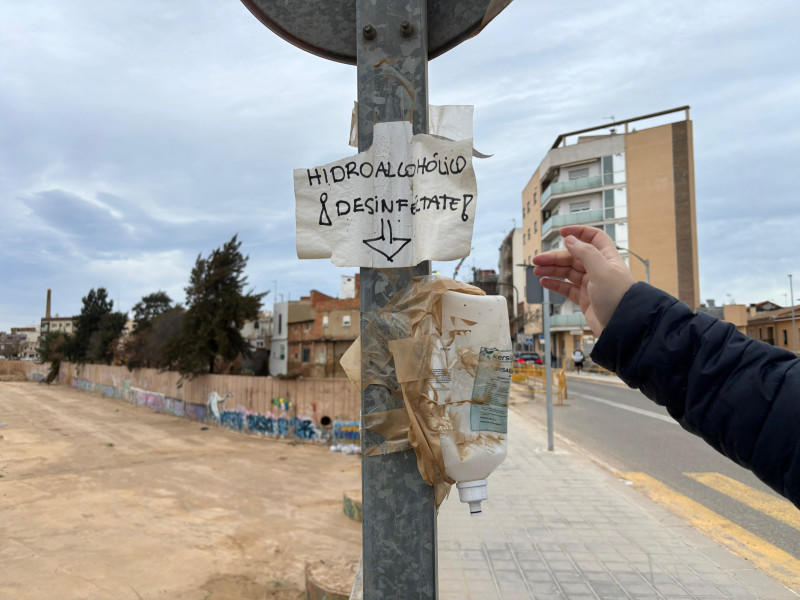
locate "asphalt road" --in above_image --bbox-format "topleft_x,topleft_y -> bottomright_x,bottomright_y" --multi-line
514,377 -> 800,562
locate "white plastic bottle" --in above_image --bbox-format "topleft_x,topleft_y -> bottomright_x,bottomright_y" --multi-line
438,291 -> 512,516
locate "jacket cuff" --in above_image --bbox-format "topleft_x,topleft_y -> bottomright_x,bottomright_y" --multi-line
590,282 -> 680,380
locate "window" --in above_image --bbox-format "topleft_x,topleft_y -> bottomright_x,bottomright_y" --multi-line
322,315 -> 329,327
280,344 -> 285,359
533,221 -> 538,233
293,324 -> 298,332
254,321 -> 259,329
534,191 -> 537,205
758,327 -> 763,340
570,200 -> 591,213
302,348 -> 310,363
343,315 -> 351,327
304,323 -> 310,332
783,330 -> 788,346
527,201 -> 531,214
278,314 -> 282,335
527,228 -> 531,239
569,167 -> 589,180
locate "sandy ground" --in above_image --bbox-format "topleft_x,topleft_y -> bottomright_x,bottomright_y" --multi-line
0,381 -> 362,600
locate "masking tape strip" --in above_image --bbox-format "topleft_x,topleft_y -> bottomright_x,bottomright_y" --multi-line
362,408 -> 412,456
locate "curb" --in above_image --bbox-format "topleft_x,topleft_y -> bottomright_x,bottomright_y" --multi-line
305,559 -> 358,600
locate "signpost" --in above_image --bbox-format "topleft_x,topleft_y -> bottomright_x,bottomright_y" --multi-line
241,1 -> 513,597
524,267 -> 565,452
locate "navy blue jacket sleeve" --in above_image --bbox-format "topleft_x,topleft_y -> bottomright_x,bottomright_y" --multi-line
591,282 -> 800,508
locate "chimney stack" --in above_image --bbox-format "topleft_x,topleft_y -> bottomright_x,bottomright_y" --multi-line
46,289 -> 52,319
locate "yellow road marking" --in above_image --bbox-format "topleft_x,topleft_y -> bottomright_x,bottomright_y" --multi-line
687,472 -> 800,531
621,472 -> 800,592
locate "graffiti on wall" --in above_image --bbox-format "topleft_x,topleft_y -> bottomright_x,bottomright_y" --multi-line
333,421 -> 360,445
208,391 -> 233,420
62,377 -> 335,443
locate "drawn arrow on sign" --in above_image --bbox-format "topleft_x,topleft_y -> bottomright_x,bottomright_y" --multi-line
362,219 -> 411,262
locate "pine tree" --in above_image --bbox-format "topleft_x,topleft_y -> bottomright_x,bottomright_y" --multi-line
166,235 -> 266,379
70,288 -> 126,363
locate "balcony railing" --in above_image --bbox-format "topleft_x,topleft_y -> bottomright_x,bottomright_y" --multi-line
550,313 -> 588,328
542,208 -> 604,235
540,171 -> 624,209
550,174 -> 604,196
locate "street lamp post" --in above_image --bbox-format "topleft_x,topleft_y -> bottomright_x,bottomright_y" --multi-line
496,281 -> 520,341
616,245 -> 650,284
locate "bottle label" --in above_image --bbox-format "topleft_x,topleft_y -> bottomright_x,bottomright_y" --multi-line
470,347 -> 512,433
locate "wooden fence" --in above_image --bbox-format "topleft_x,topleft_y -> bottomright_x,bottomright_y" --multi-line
14,361 -> 361,423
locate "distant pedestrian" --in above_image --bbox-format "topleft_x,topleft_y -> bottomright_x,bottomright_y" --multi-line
572,348 -> 585,374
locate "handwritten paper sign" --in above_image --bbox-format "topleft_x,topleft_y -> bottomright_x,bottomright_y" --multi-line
294,121 -> 477,268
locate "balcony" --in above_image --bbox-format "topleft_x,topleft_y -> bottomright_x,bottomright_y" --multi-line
550,313 -> 588,328
542,208 -> 604,236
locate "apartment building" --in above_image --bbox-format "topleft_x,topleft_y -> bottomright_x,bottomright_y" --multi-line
270,275 -> 360,378
521,107 -> 699,363
497,228 -> 526,351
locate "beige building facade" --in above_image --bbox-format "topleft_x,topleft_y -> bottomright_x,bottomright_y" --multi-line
521,107 -> 699,364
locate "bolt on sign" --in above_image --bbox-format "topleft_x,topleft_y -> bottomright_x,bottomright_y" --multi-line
294,120 -> 477,268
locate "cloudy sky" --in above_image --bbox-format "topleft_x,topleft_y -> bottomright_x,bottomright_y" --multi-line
2,0 -> 799,332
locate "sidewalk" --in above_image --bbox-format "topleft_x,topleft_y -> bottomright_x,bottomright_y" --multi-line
436,401 -> 796,599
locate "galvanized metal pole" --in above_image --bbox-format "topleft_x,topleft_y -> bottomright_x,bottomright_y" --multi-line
356,1 -> 436,598
543,288 -> 554,451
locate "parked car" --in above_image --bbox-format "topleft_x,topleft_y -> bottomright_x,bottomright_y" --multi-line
515,352 -> 543,365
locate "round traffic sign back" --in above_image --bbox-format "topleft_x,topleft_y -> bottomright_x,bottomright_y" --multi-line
240,0 -> 512,65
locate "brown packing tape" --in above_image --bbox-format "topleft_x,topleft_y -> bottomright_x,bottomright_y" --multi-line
362,409 -> 412,456
346,275 -> 492,510
381,276 -> 486,509
340,335 -> 361,394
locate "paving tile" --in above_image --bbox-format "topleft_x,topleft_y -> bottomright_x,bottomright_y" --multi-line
590,582 -> 626,595
528,581 -> 561,595
491,559 -> 519,572
560,582 -> 594,595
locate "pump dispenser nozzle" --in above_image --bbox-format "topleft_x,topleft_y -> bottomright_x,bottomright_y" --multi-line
457,480 -> 488,517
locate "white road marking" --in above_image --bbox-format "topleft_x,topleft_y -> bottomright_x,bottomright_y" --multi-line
578,393 -> 678,425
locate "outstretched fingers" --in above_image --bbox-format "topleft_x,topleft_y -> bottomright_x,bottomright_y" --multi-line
533,265 -> 585,288
559,225 -> 618,254
539,277 -> 581,305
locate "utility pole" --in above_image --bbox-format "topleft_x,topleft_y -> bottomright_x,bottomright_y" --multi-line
356,3 -> 435,597
239,2 -> 513,597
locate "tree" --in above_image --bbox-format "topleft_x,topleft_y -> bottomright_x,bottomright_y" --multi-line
131,291 -> 173,333
125,305 -> 184,370
87,311 -> 128,364
166,235 -> 266,378
38,331 -> 70,363
67,288 -> 128,363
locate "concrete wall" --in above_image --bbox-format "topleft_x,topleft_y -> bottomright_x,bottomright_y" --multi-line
15,361 -> 361,444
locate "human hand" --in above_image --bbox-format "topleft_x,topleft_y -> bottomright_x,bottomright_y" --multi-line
532,225 -> 635,336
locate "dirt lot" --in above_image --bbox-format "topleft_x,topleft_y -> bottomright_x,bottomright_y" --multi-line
0,381 -> 362,600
